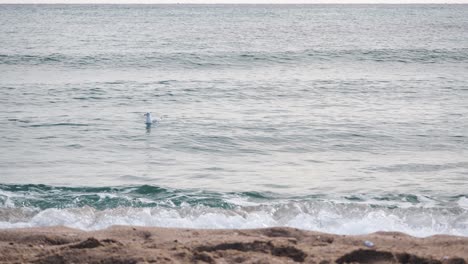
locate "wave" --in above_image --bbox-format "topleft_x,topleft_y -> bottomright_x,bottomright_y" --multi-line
1,49 -> 467,68
1,184 -> 467,237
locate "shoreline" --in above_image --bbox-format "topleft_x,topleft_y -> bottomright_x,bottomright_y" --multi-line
0,226 -> 466,263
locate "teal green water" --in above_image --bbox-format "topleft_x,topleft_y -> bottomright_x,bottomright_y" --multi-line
0,4 -> 467,236
2,184 -> 457,210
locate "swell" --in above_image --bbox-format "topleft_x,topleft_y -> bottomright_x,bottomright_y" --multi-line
1,48 -> 467,68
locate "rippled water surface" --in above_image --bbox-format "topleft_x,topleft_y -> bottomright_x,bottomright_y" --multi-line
0,4 -> 467,236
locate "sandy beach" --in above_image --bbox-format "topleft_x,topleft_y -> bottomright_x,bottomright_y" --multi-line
0,226 -> 466,263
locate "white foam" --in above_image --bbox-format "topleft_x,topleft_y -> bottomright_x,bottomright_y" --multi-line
0,204 -> 466,237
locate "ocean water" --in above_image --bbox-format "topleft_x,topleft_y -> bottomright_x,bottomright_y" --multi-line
0,4 -> 467,237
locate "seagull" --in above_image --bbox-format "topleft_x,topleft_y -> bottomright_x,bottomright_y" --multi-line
144,112 -> 159,128
144,112 -> 153,125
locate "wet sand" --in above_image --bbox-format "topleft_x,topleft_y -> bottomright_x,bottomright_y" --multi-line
0,226 -> 467,263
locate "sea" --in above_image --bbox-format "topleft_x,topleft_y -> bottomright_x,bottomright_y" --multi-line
0,4 -> 467,237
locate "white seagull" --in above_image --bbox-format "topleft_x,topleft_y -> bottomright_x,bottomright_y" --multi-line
144,112 -> 157,126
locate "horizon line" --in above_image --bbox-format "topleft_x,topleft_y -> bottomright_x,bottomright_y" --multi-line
1,2 -> 467,4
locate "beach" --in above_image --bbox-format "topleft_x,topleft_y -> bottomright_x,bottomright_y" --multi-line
0,226 -> 467,263
1,5 -> 468,263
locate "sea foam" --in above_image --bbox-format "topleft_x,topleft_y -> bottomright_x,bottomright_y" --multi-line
1,201 -> 467,237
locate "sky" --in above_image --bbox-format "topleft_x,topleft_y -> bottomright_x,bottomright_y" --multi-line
1,0 -> 467,3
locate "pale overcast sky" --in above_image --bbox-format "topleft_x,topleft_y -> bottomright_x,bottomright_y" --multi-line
0,0 -> 466,3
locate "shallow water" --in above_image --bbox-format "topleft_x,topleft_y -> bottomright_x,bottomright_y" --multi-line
0,4 -> 467,236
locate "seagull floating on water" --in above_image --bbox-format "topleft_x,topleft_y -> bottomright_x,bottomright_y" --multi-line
144,112 -> 153,125
144,112 -> 159,127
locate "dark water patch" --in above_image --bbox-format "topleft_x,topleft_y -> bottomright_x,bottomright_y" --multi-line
236,191 -> 275,200
304,159 -> 326,164
130,185 -> 169,195
344,195 -> 364,202
66,144 -> 83,149
204,167 -> 223,171
36,136 -> 57,140
27,123 -> 90,128
102,80 -> 127,85
370,162 -> 468,173
73,96 -> 106,100
157,80 -> 177,85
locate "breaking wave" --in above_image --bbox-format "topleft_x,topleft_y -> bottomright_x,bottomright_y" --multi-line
1,184 -> 467,237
